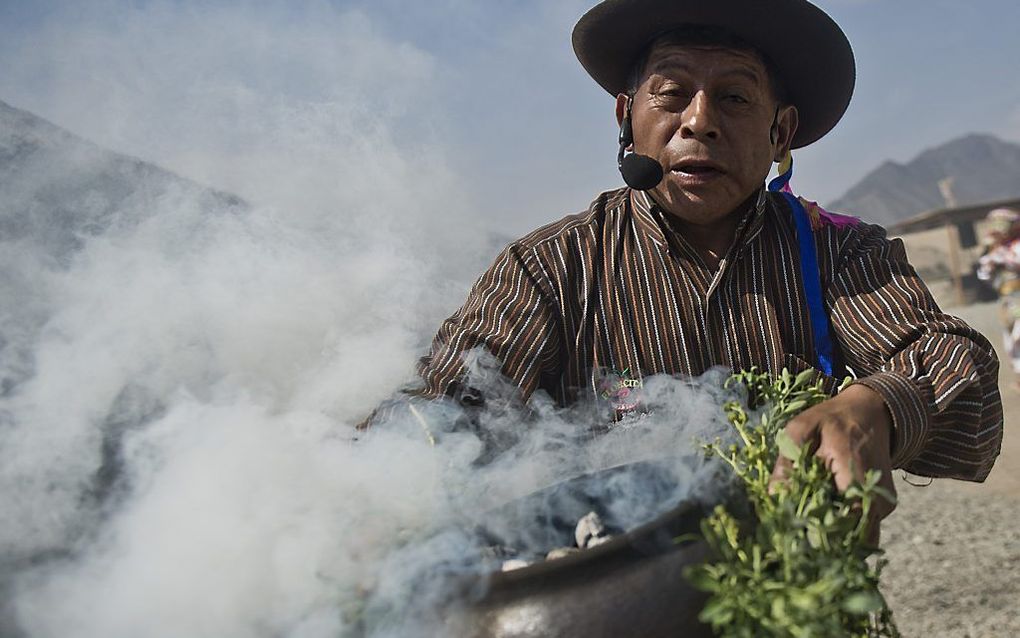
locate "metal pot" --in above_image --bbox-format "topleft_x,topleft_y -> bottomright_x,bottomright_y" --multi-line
442,461 -> 721,638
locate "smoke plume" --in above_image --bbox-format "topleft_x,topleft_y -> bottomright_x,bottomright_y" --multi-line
0,3 -> 739,636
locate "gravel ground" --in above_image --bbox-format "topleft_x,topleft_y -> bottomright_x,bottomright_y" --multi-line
880,302 -> 1020,637
882,480 -> 1020,637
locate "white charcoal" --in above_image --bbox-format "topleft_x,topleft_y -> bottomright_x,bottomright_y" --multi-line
586,535 -> 613,548
500,559 -> 532,572
574,511 -> 606,548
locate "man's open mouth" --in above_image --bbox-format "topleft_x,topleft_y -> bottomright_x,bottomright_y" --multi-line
671,161 -> 725,177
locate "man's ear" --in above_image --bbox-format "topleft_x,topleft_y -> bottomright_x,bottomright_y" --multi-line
615,93 -> 629,128
773,104 -> 799,161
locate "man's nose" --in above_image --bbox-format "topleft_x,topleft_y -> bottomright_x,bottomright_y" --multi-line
679,91 -> 720,141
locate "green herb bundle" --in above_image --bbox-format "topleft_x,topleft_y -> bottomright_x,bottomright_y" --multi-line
686,369 -> 899,637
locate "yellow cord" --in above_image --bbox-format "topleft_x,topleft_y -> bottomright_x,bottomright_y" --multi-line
407,403 -> 436,447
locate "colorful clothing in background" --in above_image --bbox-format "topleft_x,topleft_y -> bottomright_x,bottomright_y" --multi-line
977,208 -> 1020,375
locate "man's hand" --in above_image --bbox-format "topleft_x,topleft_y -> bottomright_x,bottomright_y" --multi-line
769,383 -> 897,544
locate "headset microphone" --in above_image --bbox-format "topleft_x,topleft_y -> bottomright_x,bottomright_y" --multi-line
618,98 -> 663,191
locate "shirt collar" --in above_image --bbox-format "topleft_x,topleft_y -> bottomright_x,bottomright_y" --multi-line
629,187 -> 769,256
629,188 -> 668,247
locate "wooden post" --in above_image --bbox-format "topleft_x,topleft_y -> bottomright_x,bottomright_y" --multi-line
945,222 -> 964,306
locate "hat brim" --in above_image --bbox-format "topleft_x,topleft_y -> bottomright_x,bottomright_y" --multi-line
572,0 -> 855,148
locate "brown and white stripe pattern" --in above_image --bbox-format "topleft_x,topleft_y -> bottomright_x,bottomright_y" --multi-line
417,187 -> 1003,481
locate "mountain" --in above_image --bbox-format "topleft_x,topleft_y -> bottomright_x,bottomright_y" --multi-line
0,99 -> 246,264
827,134 -> 1020,226
0,99 -> 246,397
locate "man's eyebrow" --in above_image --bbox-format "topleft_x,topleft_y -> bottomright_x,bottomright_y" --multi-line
717,67 -> 764,86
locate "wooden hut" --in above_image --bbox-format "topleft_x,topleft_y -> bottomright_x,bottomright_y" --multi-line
886,197 -> 1020,307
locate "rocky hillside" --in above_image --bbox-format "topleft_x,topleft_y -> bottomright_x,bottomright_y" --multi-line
828,133 -> 1020,226
0,99 -> 246,263
0,99 -> 247,397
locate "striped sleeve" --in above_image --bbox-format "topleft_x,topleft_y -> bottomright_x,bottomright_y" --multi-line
417,242 -> 564,402
826,223 -> 1003,481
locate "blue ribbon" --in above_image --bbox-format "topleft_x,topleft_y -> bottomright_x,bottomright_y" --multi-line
768,158 -> 835,376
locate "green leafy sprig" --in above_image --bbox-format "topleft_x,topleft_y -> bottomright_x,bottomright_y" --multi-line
686,369 -> 899,638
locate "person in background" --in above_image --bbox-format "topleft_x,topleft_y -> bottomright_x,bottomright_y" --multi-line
977,207 -> 1020,389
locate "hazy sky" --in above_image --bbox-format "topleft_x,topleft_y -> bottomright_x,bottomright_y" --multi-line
2,0 -> 1019,235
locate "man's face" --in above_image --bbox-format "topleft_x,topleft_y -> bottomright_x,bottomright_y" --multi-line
621,43 -> 797,225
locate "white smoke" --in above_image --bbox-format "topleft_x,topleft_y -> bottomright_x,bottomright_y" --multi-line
0,3 -> 740,637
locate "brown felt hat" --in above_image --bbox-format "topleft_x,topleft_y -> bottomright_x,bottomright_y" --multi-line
572,0 -> 856,148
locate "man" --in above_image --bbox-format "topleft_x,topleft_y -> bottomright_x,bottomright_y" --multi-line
380,0 -> 1003,528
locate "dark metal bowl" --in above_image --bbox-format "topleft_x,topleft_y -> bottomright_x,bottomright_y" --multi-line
441,461 -> 722,638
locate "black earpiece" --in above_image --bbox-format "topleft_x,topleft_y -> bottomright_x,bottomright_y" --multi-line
617,97 -> 635,168
617,98 -> 663,191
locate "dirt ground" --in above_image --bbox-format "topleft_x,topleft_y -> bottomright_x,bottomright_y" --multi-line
880,300 -> 1020,637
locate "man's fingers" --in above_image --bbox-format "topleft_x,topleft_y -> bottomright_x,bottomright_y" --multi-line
866,476 -> 897,546
817,440 -> 898,537
873,471 -> 898,519
816,441 -> 864,493
769,417 -> 820,491
825,453 -> 853,493
769,454 -> 793,493
782,415 -> 821,450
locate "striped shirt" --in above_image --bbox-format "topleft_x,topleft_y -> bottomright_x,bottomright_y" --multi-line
415,187 -> 1002,481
